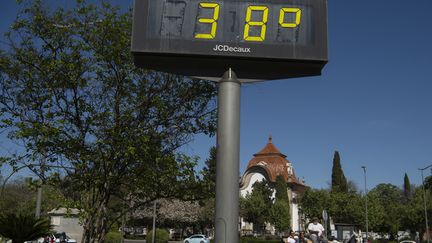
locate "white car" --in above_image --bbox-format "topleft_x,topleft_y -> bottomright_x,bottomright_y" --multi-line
183,234 -> 210,243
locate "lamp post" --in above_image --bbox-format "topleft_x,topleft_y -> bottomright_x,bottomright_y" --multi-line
419,165 -> 432,243
361,166 -> 368,243
152,200 -> 157,243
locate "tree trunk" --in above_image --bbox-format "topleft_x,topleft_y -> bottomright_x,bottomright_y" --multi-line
81,189 -> 112,243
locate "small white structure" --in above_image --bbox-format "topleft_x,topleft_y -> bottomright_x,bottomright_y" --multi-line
240,137 -> 307,234
48,208 -> 83,243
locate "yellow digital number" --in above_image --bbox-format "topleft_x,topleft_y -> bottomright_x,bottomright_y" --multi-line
243,5 -> 269,42
279,8 -> 301,28
195,3 -> 220,39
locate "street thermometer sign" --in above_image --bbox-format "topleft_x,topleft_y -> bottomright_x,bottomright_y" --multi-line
131,0 -> 328,80
132,1 -> 328,242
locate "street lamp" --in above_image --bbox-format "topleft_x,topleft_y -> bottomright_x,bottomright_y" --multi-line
419,165 -> 432,243
361,166 -> 368,243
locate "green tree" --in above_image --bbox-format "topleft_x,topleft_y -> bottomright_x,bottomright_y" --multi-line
0,213 -> 52,243
270,175 -> 290,233
145,229 -> 169,243
369,183 -> 404,240
252,180 -> 273,206
299,188 -> 331,220
403,173 -> 412,203
401,186 -> 431,238
197,198 -> 215,231
328,192 -> 363,226
240,180 -> 273,232
425,176 -> 432,191
0,178 -> 35,215
347,180 -> 359,193
275,175 -> 289,203
0,1 -> 216,242
270,200 -> 290,234
201,146 -> 217,198
363,192 -> 385,232
197,146 -> 217,230
331,151 -> 348,193
0,177 -> 63,216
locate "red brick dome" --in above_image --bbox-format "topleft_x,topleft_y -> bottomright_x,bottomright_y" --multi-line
244,136 -> 303,185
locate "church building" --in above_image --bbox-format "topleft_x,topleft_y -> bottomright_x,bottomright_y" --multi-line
240,137 -> 307,234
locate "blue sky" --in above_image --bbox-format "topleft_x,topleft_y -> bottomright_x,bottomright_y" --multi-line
1,0 -> 432,191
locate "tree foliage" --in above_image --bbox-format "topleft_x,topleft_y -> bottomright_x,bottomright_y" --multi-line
331,151 -> 348,193
0,177 -> 63,216
300,187 -> 383,232
424,176 -> 432,192
275,175 -> 289,203
403,173 -> 412,203
300,177 -> 432,239
240,180 -> 273,231
270,200 -> 290,233
201,146 -> 217,198
145,229 -> 169,243
361,192 -> 385,232
270,175 -> 290,233
400,187 -> 431,236
0,0 -> 216,242
368,183 -> 404,239
0,213 -> 52,243
196,146 -> 217,229
300,188 -> 331,220
328,192 -> 363,226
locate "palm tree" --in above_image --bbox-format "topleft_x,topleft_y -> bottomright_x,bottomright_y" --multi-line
0,213 -> 52,243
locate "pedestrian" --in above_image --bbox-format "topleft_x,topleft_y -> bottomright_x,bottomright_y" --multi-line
287,230 -> 297,243
299,231 -> 312,243
307,217 -> 325,243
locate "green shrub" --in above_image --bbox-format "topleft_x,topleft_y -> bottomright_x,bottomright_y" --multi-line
124,234 -> 146,240
105,231 -> 123,243
145,229 -> 169,243
0,213 -> 52,243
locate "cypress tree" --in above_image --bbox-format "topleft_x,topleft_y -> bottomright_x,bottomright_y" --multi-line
272,175 -> 291,233
403,173 -> 411,202
275,175 -> 289,203
331,151 -> 348,193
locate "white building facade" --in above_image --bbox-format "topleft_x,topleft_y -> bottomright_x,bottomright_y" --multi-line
239,137 -> 307,234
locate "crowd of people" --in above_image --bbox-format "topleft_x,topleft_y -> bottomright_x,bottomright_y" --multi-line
282,217 -> 340,243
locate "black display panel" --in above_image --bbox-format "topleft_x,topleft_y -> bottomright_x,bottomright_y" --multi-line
132,0 -> 328,80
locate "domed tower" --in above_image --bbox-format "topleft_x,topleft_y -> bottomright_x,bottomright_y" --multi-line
240,136 -> 307,232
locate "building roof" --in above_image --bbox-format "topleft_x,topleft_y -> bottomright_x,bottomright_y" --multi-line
253,136 -> 287,158
243,136 -> 305,186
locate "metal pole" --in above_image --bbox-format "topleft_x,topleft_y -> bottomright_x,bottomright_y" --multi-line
36,94 -> 51,218
420,166 -> 431,243
35,186 -> 43,218
215,68 -> 241,243
35,155 -> 46,218
362,166 -> 368,243
152,200 -> 157,243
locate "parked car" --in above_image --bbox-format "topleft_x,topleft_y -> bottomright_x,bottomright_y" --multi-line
183,234 -> 210,243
